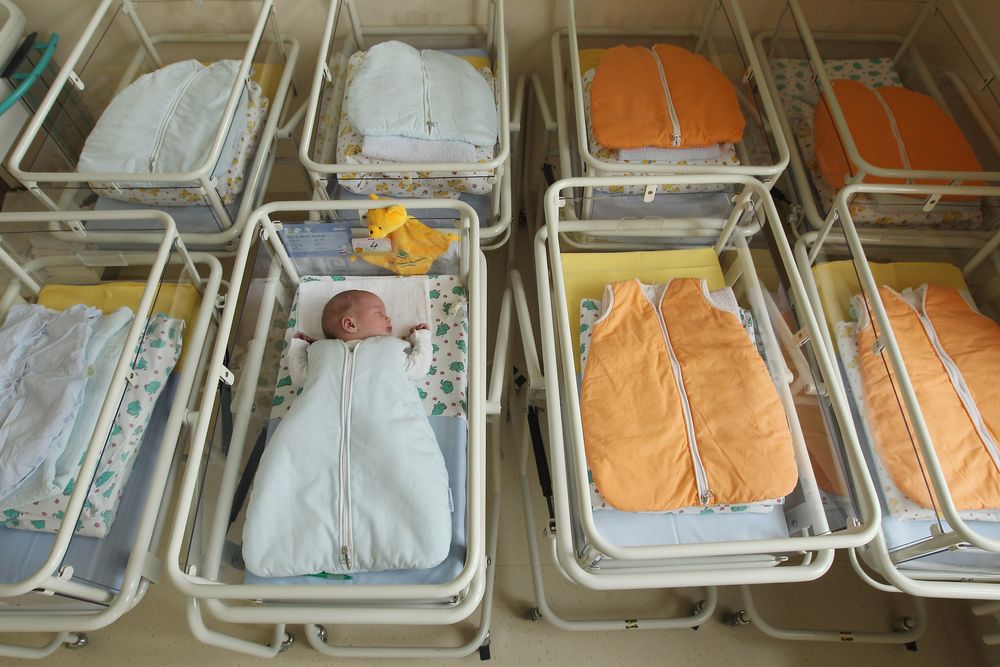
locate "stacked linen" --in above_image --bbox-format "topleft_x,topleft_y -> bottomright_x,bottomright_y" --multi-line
578,278 -> 798,514
581,45 -> 745,195
334,41 -> 499,198
0,305 -> 182,538
79,59 -> 269,207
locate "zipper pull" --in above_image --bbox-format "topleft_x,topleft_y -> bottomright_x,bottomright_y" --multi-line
671,133 -> 682,147
700,489 -> 715,506
148,156 -> 157,172
341,546 -> 352,569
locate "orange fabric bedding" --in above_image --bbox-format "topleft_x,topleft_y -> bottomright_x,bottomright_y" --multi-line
857,285 -> 1000,510
580,279 -> 797,512
589,44 -> 745,150
815,79 -> 983,196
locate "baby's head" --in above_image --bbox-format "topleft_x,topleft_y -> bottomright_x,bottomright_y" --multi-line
321,290 -> 392,341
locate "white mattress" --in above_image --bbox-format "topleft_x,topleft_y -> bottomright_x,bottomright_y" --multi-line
592,503 -> 789,548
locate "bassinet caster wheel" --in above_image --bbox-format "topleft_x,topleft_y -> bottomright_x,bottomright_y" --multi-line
315,625 -> 328,643
722,610 -> 751,627
278,632 -> 295,652
523,607 -> 542,622
65,633 -> 88,649
478,633 -> 492,661
691,600 -> 707,630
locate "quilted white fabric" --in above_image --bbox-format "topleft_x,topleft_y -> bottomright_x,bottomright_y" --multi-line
79,59 -> 249,187
345,40 -> 497,147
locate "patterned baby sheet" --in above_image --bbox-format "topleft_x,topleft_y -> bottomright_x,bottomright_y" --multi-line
835,319 -> 1000,522
578,295 -> 785,515
1,313 -> 183,537
321,51 -> 496,199
91,80 -> 269,207
270,274 -> 469,418
771,57 -> 984,229
580,69 -> 740,195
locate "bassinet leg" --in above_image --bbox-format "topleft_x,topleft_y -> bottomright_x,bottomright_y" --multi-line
186,598 -> 290,658
517,400 -> 717,631
0,632 -> 74,659
730,584 -> 927,647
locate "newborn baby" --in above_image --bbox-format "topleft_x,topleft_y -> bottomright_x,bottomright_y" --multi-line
287,289 -> 431,386
244,288 -> 451,576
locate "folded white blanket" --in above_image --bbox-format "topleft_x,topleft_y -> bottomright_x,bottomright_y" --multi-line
1,307 -> 132,508
617,144 -> 724,163
362,134 -> 475,163
346,41 -> 497,147
0,304 -> 100,501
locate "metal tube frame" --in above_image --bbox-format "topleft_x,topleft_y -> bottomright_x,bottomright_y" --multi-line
166,198 -> 510,657
6,0 -> 300,249
297,0 -> 514,245
514,174 -> 880,598
794,181 -> 1000,600
752,0 -> 1000,235
0,211 -> 223,656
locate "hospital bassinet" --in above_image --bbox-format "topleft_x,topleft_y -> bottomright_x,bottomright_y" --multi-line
0,209 -> 223,659
166,198 -> 510,659
298,0 -> 515,246
511,174 -> 882,632
754,0 -> 1000,235
6,0 -> 298,248
796,182 -> 1000,601
546,0 -> 789,236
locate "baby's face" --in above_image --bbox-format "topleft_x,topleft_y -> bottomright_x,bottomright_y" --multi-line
352,293 -> 393,337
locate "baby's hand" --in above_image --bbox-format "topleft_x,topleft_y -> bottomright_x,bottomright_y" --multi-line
293,331 -> 317,344
409,323 -> 429,334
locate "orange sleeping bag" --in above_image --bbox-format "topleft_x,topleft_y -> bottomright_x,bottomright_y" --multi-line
589,44 -> 745,150
579,279 -> 797,512
857,285 -> 1000,510
814,79 -> 983,196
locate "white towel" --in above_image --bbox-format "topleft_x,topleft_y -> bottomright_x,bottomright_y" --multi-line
617,143 -> 724,163
346,41 -> 497,147
295,275 -> 431,341
362,135 -> 476,164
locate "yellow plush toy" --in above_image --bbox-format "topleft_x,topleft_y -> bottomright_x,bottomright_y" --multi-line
355,194 -> 460,276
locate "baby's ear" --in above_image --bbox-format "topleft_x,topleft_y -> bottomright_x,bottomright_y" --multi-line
342,315 -> 357,332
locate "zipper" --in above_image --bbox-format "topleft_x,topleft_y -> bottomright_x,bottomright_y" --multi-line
148,66 -> 204,172
906,291 -> 1000,472
649,47 -> 682,147
872,89 -> 912,183
339,342 -> 359,569
419,50 -> 435,135
652,283 -> 712,504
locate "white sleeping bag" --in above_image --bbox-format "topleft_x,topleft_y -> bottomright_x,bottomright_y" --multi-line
78,59 -> 248,187
345,40 -> 498,147
243,336 -> 451,577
